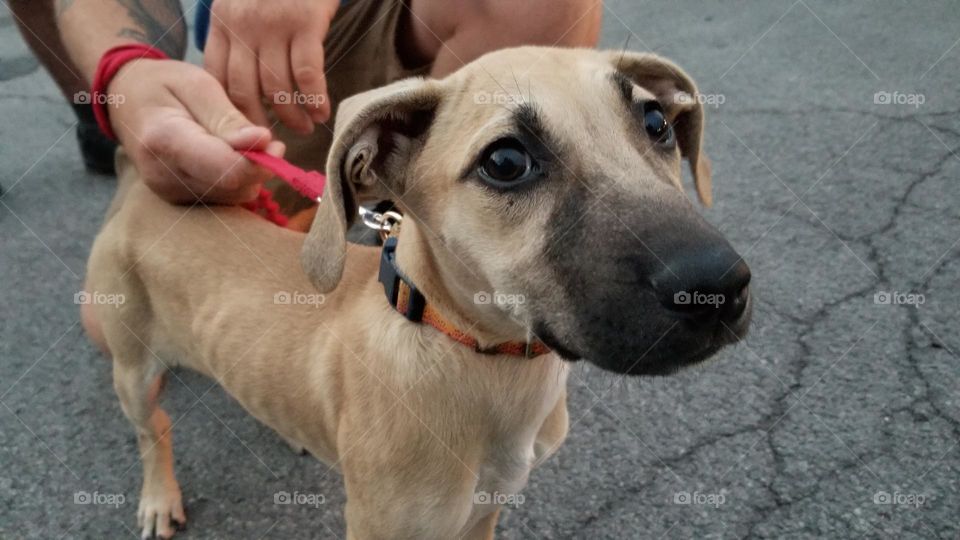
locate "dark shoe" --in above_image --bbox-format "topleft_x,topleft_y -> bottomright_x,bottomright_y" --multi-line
73,104 -> 117,175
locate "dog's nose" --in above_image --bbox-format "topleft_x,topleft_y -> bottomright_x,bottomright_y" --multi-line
649,244 -> 751,324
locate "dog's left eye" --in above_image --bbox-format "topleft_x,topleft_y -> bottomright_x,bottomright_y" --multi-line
478,139 -> 539,187
642,103 -> 675,146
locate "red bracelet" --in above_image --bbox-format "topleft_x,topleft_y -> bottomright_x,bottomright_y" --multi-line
91,43 -> 168,140
91,44 -> 328,228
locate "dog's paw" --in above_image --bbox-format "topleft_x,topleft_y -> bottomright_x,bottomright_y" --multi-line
137,486 -> 185,539
279,434 -> 309,456
289,443 -> 309,456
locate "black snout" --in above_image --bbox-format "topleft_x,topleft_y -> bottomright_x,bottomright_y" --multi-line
538,186 -> 754,375
649,243 -> 751,325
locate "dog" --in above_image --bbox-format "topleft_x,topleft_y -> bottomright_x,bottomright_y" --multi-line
85,47 -> 752,539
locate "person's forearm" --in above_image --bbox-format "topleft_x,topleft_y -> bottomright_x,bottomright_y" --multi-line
57,0 -> 186,82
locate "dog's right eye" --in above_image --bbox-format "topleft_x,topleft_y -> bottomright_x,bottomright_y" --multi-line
477,139 -> 539,188
642,102 -> 675,147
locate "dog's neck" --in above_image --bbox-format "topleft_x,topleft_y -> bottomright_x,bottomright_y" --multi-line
392,220 -> 536,349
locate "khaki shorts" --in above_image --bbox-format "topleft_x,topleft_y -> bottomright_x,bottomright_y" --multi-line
269,0 -> 431,212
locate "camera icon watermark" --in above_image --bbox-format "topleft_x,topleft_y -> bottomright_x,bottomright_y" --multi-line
473,91 -> 523,106
873,290 -> 924,308
74,290 -> 125,308
873,490 -> 926,508
273,90 -> 326,107
274,490 -> 325,507
673,290 -> 724,308
873,91 -> 925,108
73,90 -> 125,108
473,490 -> 525,508
473,290 -> 526,306
274,290 -> 326,308
674,91 -> 725,108
673,490 -> 726,508
74,490 -> 125,508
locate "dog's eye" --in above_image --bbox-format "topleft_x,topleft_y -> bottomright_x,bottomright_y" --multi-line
643,103 -> 675,146
478,139 -> 538,186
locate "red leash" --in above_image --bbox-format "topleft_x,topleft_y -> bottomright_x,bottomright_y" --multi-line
92,44 -> 327,226
239,150 -> 327,226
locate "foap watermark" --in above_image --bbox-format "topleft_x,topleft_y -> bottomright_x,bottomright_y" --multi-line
273,90 -> 327,107
674,490 -> 726,508
673,290 -> 724,309
874,290 -> 924,308
473,490 -> 525,508
873,91 -> 925,108
274,290 -> 326,307
74,490 -> 125,508
675,92 -> 726,108
473,91 -> 524,106
474,290 -> 526,307
873,490 -> 926,508
274,490 -> 326,508
74,290 -> 125,308
73,90 -> 125,108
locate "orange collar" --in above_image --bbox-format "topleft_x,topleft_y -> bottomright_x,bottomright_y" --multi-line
379,237 -> 551,358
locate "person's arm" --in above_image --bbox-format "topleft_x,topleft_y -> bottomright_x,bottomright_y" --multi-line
58,0 -> 186,79
57,0 -> 284,204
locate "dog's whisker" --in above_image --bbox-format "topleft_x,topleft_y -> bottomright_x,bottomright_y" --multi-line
616,34 -> 632,71
510,68 -> 527,105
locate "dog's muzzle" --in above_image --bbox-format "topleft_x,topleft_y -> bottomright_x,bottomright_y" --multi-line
537,195 -> 752,375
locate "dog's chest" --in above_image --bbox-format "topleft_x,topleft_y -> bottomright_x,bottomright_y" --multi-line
465,366 -> 568,524
475,441 -> 536,504
458,439 -> 537,537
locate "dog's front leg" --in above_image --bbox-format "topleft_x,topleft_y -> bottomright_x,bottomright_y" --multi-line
460,507 -> 501,540
342,469 -> 477,540
338,422 -> 481,539
533,389 -> 569,467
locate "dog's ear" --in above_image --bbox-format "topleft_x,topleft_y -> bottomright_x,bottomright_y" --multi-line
301,78 -> 443,292
607,52 -> 713,207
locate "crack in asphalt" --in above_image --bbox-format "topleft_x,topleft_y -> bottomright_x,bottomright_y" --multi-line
567,105 -> 960,537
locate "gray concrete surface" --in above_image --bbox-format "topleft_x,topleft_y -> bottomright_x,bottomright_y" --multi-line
2,1 -> 959,538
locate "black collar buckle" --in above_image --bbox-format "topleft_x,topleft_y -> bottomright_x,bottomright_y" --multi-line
378,237 -> 425,322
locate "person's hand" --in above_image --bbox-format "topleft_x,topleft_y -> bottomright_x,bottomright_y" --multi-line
204,0 -> 339,135
107,58 -> 286,204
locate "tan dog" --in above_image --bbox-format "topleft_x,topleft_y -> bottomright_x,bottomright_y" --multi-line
86,47 -> 752,539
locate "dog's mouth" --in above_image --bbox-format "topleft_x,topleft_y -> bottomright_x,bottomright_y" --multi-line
579,338 -> 730,376
534,323 -> 586,361
620,339 -> 728,376
534,294 -> 751,376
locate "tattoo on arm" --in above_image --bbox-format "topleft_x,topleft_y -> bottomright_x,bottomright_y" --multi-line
116,0 -> 187,59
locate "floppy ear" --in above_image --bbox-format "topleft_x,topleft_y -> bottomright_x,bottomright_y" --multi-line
607,52 -> 713,207
301,78 -> 443,292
